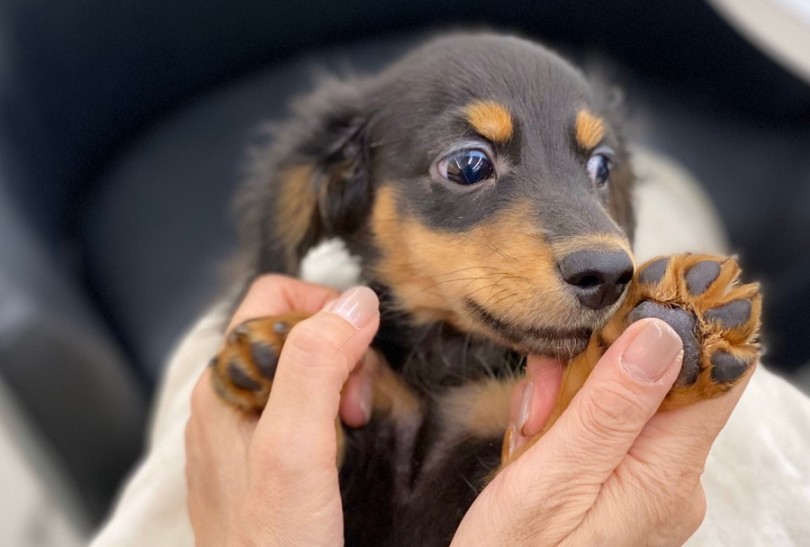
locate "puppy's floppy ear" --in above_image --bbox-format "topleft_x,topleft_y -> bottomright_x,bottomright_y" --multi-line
237,78 -> 373,276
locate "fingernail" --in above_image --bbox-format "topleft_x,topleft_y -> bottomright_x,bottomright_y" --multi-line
621,319 -> 683,382
324,286 -> 379,329
518,381 -> 533,435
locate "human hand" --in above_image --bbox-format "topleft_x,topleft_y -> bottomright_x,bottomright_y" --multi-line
453,318 -> 754,546
185,275 -> 380,546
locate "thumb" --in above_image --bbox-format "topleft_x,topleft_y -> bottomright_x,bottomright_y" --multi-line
537,318 -> 684,484
253,286 -> 380,467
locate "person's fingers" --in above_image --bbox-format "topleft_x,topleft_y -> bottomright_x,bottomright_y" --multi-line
225,275 -> 378,427
505,357 -> 563,457
570,372 -> 749,547
521,356 -> 564,436
535,318 -> 684,484
630,361 -> 755,472
186,368 -> 256,534
339,350 -> 382,428
227,275 -> 341,331
188,368 -> 258,444
569,471 -> 708,547
252,286 -> 380,469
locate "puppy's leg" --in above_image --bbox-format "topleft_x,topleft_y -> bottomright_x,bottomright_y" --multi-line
210,312 -> 309,411
502,253 -> 762,465
210,312 -> 420,465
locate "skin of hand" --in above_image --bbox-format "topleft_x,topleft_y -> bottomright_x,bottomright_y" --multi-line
185,276 -> 381,547
186,275 -> 753,546
452,318 -> 754,546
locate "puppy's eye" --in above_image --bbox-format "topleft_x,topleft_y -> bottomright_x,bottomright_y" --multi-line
587,148 -> 614,188
439,149 -> 495,186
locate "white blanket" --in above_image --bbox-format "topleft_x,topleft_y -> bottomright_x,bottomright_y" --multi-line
91,150 -> 810,546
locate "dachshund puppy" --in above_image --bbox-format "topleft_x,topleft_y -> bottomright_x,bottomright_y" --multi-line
209,33 -> 761,546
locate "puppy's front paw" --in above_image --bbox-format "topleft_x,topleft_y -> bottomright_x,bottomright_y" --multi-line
625,254 -> 761,407
210,312 -> 309,411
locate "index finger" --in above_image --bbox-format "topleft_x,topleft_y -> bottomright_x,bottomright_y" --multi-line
227,275 -> 341,331
535,318 -> 683,483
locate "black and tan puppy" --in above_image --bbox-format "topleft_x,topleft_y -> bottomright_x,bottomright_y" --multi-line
210,34 -> 761,545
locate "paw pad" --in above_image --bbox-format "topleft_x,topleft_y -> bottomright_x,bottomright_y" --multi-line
625,254 -> 761,399
209,312 -> 307,411
704,299 -> 752,330
251,343 -> 280,379
639,257 -> 669,285
710,351 -> 751,384
228,360 -> 262,391
685,260 -> 721,295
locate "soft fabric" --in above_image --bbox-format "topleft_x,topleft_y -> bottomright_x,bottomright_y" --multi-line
91,149 -> 810,545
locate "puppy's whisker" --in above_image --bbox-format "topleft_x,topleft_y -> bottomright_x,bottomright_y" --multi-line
489,291 -> 518,310
410,275 -> 504,294
463,273 -> 525,300
527,233 -> 546,243
433,266 -> 501,278
477,232 -> 517,262
464,279 -> 514,299
406,272 -> 516,299
482,286 -> 512,307
469,274 -> 524,294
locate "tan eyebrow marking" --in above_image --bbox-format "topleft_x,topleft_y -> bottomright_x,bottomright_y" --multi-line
463,100 -> 514,143
575,109 -> 606,150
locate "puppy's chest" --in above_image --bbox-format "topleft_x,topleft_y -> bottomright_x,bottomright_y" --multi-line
341,356 -> 514,546
342,318 -> 521,545
373,314 -> 520,455
373,315 -> 522,389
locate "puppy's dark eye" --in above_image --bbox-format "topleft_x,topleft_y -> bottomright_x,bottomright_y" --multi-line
587,148 -> 614,188
439,149 -> 495,186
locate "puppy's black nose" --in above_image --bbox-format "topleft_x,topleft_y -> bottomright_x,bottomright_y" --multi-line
559,250 -> 634,310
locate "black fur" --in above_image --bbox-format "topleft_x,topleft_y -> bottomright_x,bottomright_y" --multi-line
235,32 -> 635,545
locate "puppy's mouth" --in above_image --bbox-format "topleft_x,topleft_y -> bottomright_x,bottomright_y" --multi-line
464,298 -> 593,359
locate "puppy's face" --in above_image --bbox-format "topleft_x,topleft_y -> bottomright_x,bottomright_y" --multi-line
254,34 -> 636,360
364,35 -> 635,358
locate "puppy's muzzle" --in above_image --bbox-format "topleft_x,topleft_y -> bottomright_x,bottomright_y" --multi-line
559,249 -> 634,310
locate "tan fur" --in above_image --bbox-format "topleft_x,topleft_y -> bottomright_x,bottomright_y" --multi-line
276,165 -> 318,267
371,357 -> 423,421
575,109 -> 606,150
370,186 -> 584,342
464,100 -> 514,143
441,378 -> 517,439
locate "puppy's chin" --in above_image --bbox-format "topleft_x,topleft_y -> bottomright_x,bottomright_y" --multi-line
511,336 -> 591,361
463,298 -> 596,361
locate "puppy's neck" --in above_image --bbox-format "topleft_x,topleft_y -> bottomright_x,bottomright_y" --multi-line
370,282 -> 522,393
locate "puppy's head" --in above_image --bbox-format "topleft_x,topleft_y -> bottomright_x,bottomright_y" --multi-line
246,33 -> 635,359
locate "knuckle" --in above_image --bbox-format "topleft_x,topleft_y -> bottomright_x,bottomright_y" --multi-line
578,383 -> 651,438
629,463 -> 705,534
281,316 -> 353,372
286,315 -> 346,353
